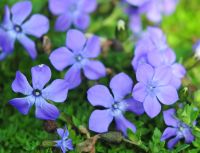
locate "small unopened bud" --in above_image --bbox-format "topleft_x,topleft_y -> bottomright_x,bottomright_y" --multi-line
193,40 -> 200,60
179,87 -> 189,101
100,131 -> 123,143
42,35 -> 52,54
115,19 -> 128,42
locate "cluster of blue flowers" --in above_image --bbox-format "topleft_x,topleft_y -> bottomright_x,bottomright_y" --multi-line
0,0 -> 196,152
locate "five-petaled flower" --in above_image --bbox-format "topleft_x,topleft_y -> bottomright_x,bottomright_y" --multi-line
9,64 -> 68,120
55,127 -> 73,153
0,1 -> 49,59
49,0 -> 97,31
132,27 -> 186,89
133,64 -> 179,118
49,29 -> 106,89
161,109 -> 195,149
87,73 -> 144,135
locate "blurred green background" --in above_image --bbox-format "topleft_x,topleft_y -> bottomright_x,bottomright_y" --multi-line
1,0 -> 200,153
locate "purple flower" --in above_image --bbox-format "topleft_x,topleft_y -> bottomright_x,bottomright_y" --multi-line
1,1 -> 49,59
132,27 -> 186,89
49,0 -> 97,31
161,109 -> 194,149
55,127 -> 73,153
0,28 -> 13,60
132,64 -> 178,118
87,73 -> 144,135
49,29 -> 106,89
9,64 -> 68,120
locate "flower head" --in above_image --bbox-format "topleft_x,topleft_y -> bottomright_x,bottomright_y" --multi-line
49,29 -> 106,89
55,127 -> 73,153
9,64 -> 68,120
161,109 -> 195,149
132,27 -> 186,89
133,64 -> 179,118
49,0 -> 97,31
87,73 -> 144,135
1,1 -> 49,59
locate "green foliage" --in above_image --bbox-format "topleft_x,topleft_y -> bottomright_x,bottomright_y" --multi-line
1,0 -> 200,152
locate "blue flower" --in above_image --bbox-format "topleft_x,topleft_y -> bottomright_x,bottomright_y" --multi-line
132,27 -> 186,89
87,73 -> 144,135
161,109 -> 195,149
49,0 -> 97,31
55,127 -> 73,153
1,1 -> 49,59
133,64 -> 179,118
9,64 -> 68,120
49,29 -> 106,89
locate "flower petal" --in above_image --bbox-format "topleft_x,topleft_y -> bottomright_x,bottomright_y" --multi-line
167,136 -> 181,149
64,65 -> 82,89
163,109 -> 178,127
35,97 -> 59,120
12,71 -> 33,95
123,98 -> 144,115
66,29 -> 86,53
48,0 -> 68,15
132,83 -> 148,102
3,6 -> 12,29
129,13 -> 142,34
143,95 -> 161,118
172,63 -> 186,79
147,51 -> 164,67
0,28 -> 14,53
170,77 -> 181,89
55,14 -> 72,32
73,13 -> 90,30
89,109 -> 113,133
9,96 -> 35,115
31,64 -> 51,90
22,14 -> 49,38
183,128 -> 195,143
136,64 -> 154,84
83,36 -> 101,58
57,128 -> 65,137
0,52 -> 9,61
115,114 -> 136,136
83,60 -> 106,80
156,85 -> 178,105
153,66 -> 172,86
110,73 -> 133,101
17,34 -> 37,59
161,127 -> 178,141
65,139 -> 73,150
81,0 -> 97,13
146,2 -> 162,23
11,1 -> 32,25
87,85 -> 114,108
42,79 -> 68,102
49,47 -> 75,71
